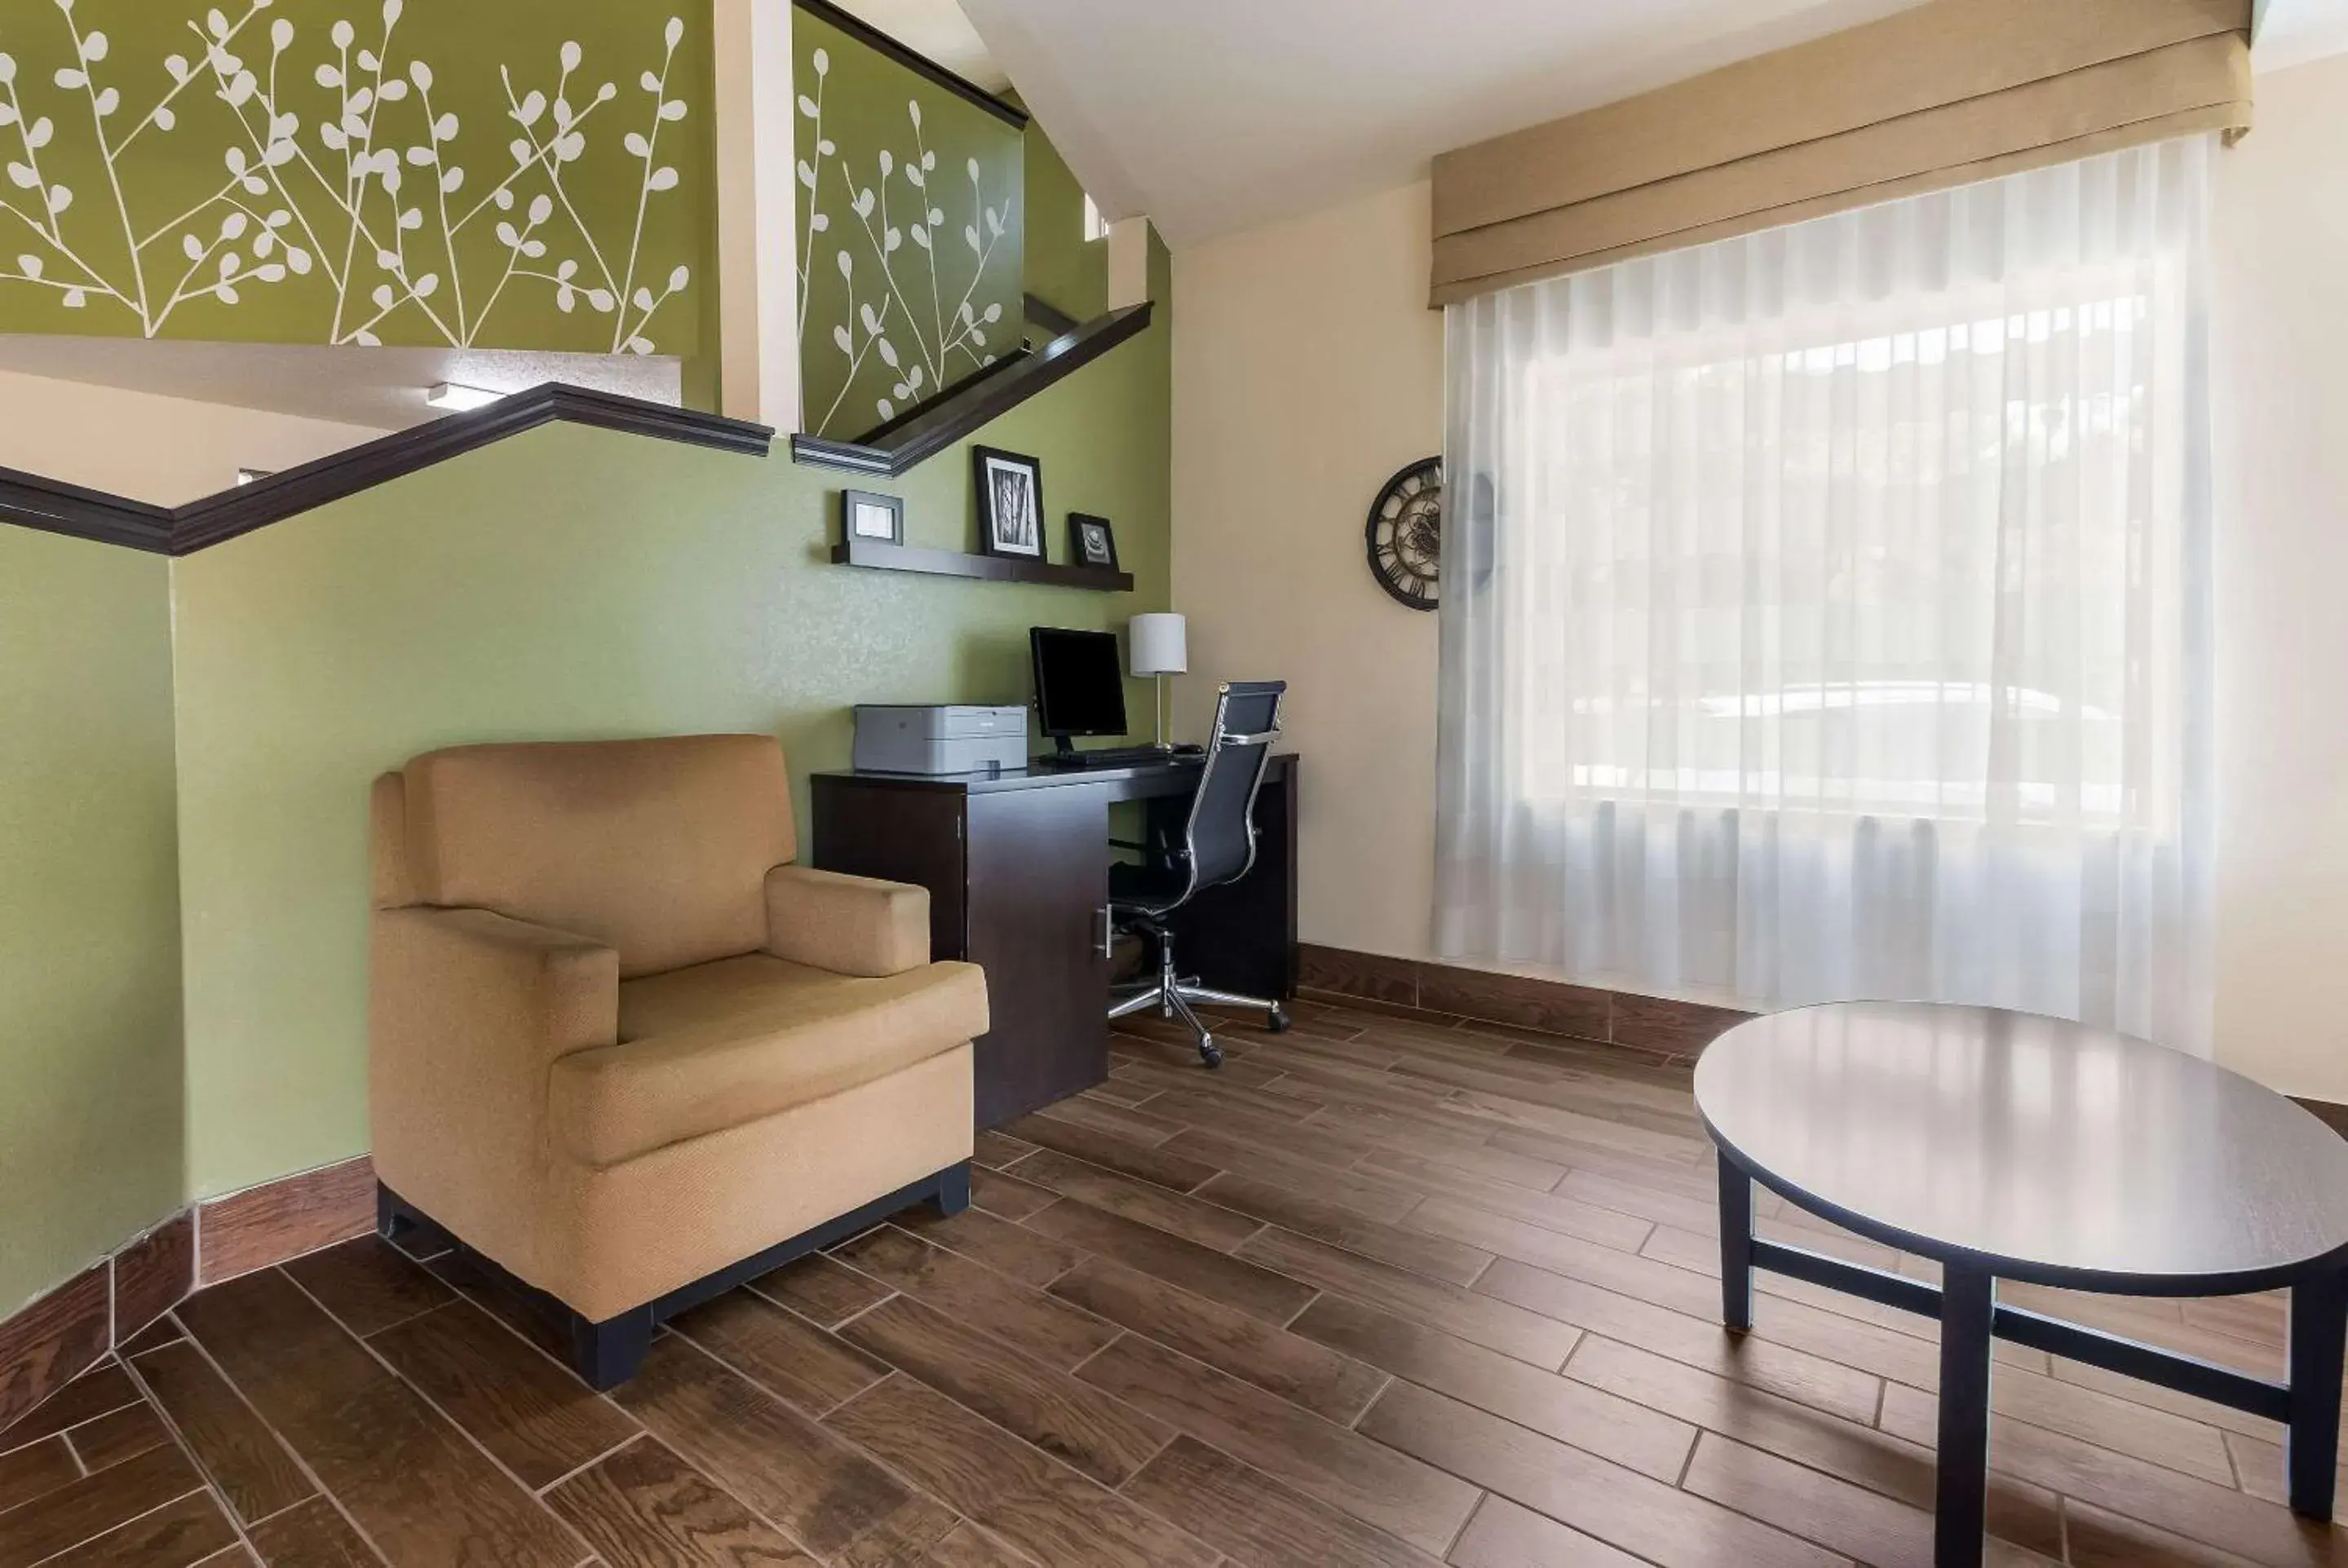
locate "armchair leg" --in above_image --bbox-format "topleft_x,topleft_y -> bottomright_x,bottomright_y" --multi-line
568,1307 -> 654,1392
934,1160 -> 972,1217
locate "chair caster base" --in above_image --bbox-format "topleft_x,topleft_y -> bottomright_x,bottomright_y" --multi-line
1199,1040 -> 1223,1070
1267,1005 -> 1291,1034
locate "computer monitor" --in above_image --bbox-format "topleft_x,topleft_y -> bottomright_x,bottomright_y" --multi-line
1030,627 -> 1127,754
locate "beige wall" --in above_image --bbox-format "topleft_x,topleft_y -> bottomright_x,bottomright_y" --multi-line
1174,61 -> 2348,1095
2208,51 -> 2348,1098
0,369 -> 387,507
1171,182 -> 1444,962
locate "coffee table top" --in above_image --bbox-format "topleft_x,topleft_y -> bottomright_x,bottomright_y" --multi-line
1695,1002 -> 2348,1292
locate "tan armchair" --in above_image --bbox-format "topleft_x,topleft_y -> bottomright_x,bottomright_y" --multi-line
368,734 -> 984,1387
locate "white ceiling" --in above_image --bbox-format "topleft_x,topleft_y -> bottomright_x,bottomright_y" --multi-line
830,0 -> 1011,93
958,0 -> 1935,247
957,0 -> 2348,250
0,338 -> 681,432
2253,0 -> 2348,71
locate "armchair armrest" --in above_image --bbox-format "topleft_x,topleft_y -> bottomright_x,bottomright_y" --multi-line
764,864 -> 930,977
373,907 -> 619,1084
369,908 -> 618,1250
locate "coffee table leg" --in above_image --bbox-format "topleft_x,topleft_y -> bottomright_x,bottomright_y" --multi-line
2288,1269 -> 2347,1518
1936,1264 -> 1993,1568
1718,1158 -> 1753,1332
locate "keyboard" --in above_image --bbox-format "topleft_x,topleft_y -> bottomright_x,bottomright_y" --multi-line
1033,746 -> 1203,771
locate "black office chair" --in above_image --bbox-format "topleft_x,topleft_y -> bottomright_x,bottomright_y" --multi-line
1107,681 -> 1290,1068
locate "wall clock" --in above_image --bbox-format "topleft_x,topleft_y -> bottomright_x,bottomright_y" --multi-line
1365,457 -> 1443,610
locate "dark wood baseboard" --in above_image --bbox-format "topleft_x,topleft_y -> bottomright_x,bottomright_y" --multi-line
0,1265 -> 108,1436
2,1155 -> 379,1435
1297,943 -> 1753,1057
113,1212 -> 192,1344
1305,945 -> 2348,1134
2295,1098 -> 2348,1141
0,1211 -> 197,1434
195,1155 -> 378,1287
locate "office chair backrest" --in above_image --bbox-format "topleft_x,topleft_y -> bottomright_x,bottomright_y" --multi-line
1181,681 -> 1286,898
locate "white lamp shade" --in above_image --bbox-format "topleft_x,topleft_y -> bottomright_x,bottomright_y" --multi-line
1130,613 -> 1188,677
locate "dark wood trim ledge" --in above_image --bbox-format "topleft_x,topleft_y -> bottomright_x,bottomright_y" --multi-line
791,304 -> 1154,479
0,384 -> 774,557
793,0 -> 1029,129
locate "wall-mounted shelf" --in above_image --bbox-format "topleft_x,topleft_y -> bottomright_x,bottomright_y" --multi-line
831,534 -> 1134,592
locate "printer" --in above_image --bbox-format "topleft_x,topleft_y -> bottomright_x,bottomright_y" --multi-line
852,704 -> 1029,775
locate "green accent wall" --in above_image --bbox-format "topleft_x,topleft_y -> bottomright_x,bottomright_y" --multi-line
0,0 -> 710,355
1019,92 -> 1105,325
0,531 -> 183,1314
170,305 -> 1169,1198
793,8 -> 1022,439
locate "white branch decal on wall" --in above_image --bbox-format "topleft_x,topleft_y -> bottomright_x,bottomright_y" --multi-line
795,46 -> 1009,436
0,0 -> 692,351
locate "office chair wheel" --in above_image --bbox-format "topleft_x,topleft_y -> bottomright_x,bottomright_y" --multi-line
1267,1005 -> 1291,1034
1199,1038 -> 1223,1070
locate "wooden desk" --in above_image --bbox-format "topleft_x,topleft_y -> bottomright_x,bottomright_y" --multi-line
811,754 -> 1298,1127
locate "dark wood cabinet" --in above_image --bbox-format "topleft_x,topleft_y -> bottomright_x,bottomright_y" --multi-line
811,756 -> 1299,1129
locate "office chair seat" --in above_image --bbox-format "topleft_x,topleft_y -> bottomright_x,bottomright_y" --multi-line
1108,859 -> 1190,914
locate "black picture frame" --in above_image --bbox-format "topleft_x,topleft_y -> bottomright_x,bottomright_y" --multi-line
1068,512 -> 1119,572
973,445 -> 1046,559
841,488 -> 904,546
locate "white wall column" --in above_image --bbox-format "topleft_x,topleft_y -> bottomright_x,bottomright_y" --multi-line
1107,217 -> 1152,309
714,0 -> 802,431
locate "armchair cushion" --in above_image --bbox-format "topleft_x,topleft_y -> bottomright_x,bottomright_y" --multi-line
551,953 -> 988,1167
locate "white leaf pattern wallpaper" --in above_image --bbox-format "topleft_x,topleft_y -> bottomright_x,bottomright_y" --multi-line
0,0 -> 707,354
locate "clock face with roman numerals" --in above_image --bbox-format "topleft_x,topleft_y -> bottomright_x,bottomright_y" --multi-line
1365,457 -> 1442,611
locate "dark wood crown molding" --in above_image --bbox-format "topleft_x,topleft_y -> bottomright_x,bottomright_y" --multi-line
0,384 -> 774,558
790,303 -> 1153,479
793,0 -> 1029,130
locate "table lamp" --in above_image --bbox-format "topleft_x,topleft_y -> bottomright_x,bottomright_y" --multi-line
1129,613 -> 1187,751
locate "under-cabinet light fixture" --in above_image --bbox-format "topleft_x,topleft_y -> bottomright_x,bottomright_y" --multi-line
425,382 -> 503,413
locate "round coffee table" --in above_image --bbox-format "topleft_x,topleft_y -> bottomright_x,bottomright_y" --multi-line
1695,1001 -> 2348,1568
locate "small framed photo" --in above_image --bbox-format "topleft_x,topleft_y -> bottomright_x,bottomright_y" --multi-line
1069,512 -> 1119,572
842,488 -> 904,546
974,446 -> 1045,559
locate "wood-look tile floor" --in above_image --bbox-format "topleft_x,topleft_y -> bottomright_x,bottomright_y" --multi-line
6,999 -> 2346,1567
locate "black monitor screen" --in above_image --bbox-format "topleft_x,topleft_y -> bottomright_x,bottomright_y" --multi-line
1031,627 -> 1127,738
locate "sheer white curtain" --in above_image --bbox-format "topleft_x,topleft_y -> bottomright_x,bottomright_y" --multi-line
1435,138 -> 2215,1052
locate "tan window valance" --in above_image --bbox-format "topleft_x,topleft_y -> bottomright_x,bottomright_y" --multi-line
1429,0 -> 2252,307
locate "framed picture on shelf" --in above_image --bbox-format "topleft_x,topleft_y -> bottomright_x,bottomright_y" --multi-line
842,489 -> 904,547
1069,513 -> 1119,572
974,446 -> 1045,559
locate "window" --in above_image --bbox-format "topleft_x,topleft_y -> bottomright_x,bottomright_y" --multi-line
1434,138 -> 2213,1049
1083,194 -> 1108,244
1507,285 -> 2176,833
